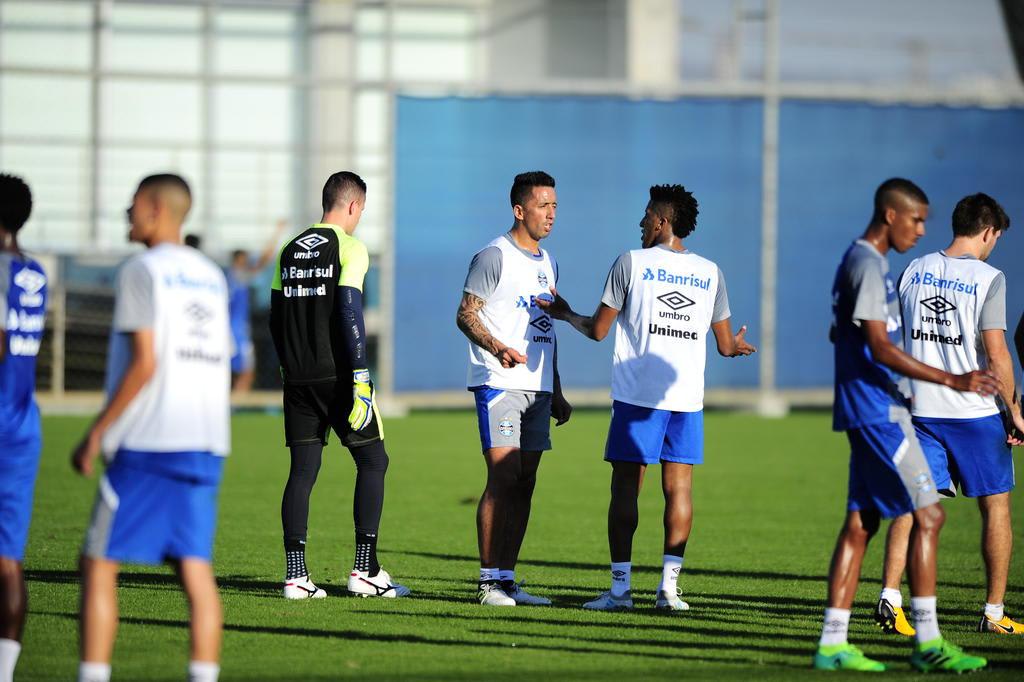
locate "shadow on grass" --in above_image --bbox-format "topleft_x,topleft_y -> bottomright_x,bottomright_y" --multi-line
26,568 -> 998,621
388,549 -> 1018,601
349,607 -> 815,643
391,549 -> 832,582
32,609 -> 771,667
25,569 -> 282,595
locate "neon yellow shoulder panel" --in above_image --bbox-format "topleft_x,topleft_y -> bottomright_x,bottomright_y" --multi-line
336,231 -> 369,292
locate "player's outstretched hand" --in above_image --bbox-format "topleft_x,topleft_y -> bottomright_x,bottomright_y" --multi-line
536,288 -> 569,320
71,431 -> 101,477
949,369 -> 1000,397
348,369 -> 375,431
496,346 -> 527,368
732,325 -> 757,356
552,391 -> 573,426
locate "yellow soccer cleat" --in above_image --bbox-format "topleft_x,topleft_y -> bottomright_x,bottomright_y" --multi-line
875,598 -> 915,636
978,611 -> 1024,634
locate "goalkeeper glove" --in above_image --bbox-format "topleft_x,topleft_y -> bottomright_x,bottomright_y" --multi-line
349,369 -> 374,431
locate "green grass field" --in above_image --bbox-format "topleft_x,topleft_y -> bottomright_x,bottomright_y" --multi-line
17,410 -> 1024,680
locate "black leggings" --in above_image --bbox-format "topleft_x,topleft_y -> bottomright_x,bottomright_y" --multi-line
281,440 -> 390,545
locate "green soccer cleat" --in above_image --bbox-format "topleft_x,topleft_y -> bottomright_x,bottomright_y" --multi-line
910,638 -> 987,673
812,643 -> 886,672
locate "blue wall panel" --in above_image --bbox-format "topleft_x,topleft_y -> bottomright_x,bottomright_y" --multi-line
777,102 -> 1024,387
394,95 -> 764,392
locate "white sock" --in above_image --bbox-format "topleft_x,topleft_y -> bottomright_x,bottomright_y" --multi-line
880,587 -> 903,608
188,661 -> 220,682
0,639 -> 21,682
911,596 -> 941,644
479,567 -> 499,583
819,608 -> 851,647
658,554 -> 683,594
498,569 -> 514,583
610,561 -> 631,597
78,661 -> 112,682
984,602 -> 1003,621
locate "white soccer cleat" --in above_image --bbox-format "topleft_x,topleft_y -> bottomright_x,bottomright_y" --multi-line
283,576 -> 327,599
582,590 -> 633,611
478,582 -> 516,606
503,581 -> 551,606
655,587 -> 690,611
347,568 -> 411,598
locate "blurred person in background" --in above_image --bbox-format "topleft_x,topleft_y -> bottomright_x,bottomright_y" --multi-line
0,174 -> 47,682
71,174 -> 231,682
874,193 -> 1024,638
227,220 -> 287,394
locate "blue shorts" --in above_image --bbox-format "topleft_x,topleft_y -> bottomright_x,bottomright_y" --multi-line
83,450 -> 225,565
230,335 -> 254,373
914,415 -> 1014,498
0,439 -> 42,561
604,401 -> 703,465
847,420 -> 940,519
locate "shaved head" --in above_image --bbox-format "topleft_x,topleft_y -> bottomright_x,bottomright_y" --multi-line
137,173 -> 192,223
872,178 -> 928,223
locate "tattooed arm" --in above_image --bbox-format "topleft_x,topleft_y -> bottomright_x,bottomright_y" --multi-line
456,292 -> 526,368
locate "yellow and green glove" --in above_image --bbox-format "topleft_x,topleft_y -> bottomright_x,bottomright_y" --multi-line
349,369 -> 374,431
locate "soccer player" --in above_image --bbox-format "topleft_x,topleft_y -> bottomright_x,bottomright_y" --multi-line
814,178 -> 998,673
71,174 -> 230,682
271,171 -> 408,600
872,193 -> 1024,637
456,170 -> 572,607
0,174 -> 46,682
226,220 -> 286,393
538,184 -> 754,611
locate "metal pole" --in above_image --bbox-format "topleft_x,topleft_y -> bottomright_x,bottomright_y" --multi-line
51,284 -> 66,396
758,0 -> 786,417
293,2 -> 311,233
379,0 -> 398,402
89,0 -> 110,245
201,1 -> 214,246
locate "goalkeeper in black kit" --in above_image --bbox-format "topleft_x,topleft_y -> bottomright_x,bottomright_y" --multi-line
270,171 -> 408,599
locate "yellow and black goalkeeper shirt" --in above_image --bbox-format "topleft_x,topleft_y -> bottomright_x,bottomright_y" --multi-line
270,223 -> 369,385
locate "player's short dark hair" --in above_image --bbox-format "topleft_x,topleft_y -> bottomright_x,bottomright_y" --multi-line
231,249 -> 247,262
649,184 -> 699,239
951,193 -> 1009,237
510,171 -> 555,208
322,171 -> 366,213
138,173 -> 191,198
872,177 -> 928,222
184,233 -> 202,249
0,174 -> 33,235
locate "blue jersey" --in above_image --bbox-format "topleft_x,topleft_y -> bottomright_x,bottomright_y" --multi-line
0,253 -> 47,444
831,240 -> 909,431
226,266 -> 250,341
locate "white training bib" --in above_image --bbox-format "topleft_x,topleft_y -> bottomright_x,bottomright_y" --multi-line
611,248 -> 721,412
102,244 -> 232,456
900,251 -> 1003,419
466,236 -> 557,393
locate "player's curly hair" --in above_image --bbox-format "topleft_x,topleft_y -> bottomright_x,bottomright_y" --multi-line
0,173 -> 32,235
649,184 -> 698,239
510,171 -> 555,207
951,193 -> 1009,237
